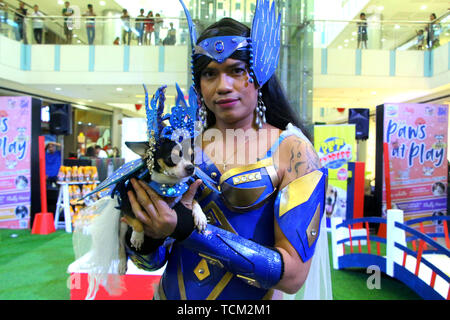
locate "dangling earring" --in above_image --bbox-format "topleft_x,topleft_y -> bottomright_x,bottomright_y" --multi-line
255,91 -> 266,129
199,97 -> 208,130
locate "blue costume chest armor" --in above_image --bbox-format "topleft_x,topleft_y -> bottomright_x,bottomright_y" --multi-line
158,150 -> 279,300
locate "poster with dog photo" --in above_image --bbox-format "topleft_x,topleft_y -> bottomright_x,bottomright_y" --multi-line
375,103 -> 448,234
0,96 -> 32,229
314,124 -> 356,227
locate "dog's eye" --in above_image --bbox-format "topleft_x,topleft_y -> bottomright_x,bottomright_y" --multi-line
178,150 -> 183,158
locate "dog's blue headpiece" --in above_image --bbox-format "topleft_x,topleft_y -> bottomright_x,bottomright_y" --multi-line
144,83 -> 198,142
179,0 -> 281,87
143,83 -> 199,173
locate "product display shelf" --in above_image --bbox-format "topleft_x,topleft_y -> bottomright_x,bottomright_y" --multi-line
54,180 -> 100,233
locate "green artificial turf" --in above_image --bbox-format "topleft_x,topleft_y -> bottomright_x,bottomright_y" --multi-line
0,229 -> 74,300
0,228 -> 422,300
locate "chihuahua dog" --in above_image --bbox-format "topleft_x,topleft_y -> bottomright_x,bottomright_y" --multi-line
117,138 -> 207,275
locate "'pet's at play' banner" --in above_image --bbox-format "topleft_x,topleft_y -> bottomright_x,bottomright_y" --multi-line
314,124 -> 356,226
0,96 -> 31,229
376,103 -> 448,233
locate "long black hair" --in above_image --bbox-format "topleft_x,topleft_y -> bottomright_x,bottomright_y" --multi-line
192,18 -> 310,140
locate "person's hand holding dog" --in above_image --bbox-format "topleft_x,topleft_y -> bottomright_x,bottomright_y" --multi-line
126,178 -> 202,239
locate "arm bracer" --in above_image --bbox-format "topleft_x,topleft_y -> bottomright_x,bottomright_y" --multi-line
180,224 -> 283,289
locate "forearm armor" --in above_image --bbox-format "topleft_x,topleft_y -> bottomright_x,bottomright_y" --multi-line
180,224 -> 283,289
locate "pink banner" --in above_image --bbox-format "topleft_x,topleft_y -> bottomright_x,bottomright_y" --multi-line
0,96 -> 32,229
382,103 -> 448,232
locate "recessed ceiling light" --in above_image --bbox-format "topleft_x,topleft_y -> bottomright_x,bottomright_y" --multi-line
78,121 -> 82,125
420,5 -> 427,10
394,25 -> 400,29
57,0 -> 64,4
55,87 -> 61,91
99,0 -> 106,5
338,45 -> 343,49
378,6 -> 384,11
116,88 -> 123,91
371,91 -> 377,95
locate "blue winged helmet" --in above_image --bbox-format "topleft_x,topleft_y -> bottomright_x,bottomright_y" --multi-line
179,0 -> 281,88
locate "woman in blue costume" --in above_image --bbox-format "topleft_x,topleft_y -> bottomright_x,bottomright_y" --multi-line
124,0 -> 332,300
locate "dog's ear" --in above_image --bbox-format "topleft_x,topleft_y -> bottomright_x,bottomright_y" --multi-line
125,141 -> 150,158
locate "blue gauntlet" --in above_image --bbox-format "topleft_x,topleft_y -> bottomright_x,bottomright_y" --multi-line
180,224 -> 283,289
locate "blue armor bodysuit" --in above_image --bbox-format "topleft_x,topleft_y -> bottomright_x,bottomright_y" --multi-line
125,124 -> 328,300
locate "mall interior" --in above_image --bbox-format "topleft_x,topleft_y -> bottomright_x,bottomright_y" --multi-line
0,0 -> 449,301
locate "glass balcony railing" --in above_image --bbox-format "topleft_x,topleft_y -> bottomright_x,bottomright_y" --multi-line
0,4 -> 448,51
0,6 -> 190,46
310,18 -> 449,51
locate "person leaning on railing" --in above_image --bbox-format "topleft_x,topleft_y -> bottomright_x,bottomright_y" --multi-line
30,4 -> 44,44
120,9 -> 131,45
62,1 -> 74,44
14,1 -> 27,42
82,4 -> 96,45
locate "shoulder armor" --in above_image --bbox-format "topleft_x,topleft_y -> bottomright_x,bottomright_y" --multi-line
274,167 -> 327,262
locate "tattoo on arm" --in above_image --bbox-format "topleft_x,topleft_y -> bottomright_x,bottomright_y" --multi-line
287,140 -> 319,177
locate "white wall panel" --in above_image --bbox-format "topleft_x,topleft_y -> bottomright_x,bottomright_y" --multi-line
433,44 -> 448,76
31,45 -> 54,71
361,50 -> 389,76
94,45 -> 124,72
60,45 -> 89,72
396,50 -> 424,77
327,49 -> 355,75
129,46 -> 158,72
164,46 -> 188,73
0,36 -> 20,69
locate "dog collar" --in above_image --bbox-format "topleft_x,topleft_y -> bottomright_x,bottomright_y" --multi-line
148,180 -> 189,198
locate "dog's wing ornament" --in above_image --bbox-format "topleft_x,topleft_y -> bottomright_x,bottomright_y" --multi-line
81,158 -> 145,199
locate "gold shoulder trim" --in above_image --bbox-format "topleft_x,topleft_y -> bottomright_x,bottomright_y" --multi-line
279,170 -> 323,217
